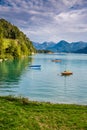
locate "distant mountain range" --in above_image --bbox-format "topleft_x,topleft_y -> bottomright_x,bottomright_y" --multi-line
32,40 -> 87,53
75,46 -> 87,54
33,41 -> 55,50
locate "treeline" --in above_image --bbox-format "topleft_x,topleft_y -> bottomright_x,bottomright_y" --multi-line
0,18 -> 36,59
38,49 -> 53,53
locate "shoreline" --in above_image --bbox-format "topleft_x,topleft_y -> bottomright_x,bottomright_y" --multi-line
0,95 -> 87,106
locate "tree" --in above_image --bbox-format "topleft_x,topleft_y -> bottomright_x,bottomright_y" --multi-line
0,18 -> 36,59
0,37 -> 4,55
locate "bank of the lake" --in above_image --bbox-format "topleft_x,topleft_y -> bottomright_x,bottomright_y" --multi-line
0,96 -> 87,130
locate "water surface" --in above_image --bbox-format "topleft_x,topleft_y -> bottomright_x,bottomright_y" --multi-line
0,53 -> 87,105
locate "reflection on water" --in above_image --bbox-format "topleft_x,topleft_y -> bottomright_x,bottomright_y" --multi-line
0,57 -> 32,93
0,53 -> 87,105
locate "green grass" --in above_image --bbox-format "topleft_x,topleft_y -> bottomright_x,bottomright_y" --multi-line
0,96 -> 87,130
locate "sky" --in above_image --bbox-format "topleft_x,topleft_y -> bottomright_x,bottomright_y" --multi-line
0,0 -> 87,43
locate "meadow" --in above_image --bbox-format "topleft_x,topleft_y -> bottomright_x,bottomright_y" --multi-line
0,96 -> 87,130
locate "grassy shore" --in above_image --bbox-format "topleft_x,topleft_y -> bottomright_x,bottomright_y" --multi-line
0,96 -> 87,130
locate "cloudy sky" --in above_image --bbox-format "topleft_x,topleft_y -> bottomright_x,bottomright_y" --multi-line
0,0 -> 87,43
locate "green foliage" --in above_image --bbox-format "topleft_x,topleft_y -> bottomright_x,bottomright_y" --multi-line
0,96 -> 87,130
38,49 -> 53,53
0,18 -> 36,59
0,37 -> 4,54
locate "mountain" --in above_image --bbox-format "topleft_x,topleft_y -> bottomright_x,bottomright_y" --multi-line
49,40 -> 71,52
75,46 -> 87,54
32,41 -> 55,50
0,18 -> 36,59
33,40 -> 87,53
70,41 -> 87,52
32,42 -> 41,50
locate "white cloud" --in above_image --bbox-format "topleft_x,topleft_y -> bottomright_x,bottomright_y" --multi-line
0,0 -> 87,42
54,8 -> 87,33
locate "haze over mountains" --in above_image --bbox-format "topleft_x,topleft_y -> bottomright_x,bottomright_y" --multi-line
33,40 -> 87,53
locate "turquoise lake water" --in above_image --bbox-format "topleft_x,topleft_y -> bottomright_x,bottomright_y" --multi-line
0,53 -> 87,105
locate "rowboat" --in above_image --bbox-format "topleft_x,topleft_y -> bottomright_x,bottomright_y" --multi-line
61,71 -> 73,76
52,59 -> 61,62
29,65 -> 41,68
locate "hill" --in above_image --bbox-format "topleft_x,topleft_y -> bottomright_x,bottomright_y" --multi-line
0,18 -> 36,59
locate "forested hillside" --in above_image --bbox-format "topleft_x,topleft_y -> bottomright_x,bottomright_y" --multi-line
0,18 -> 36,59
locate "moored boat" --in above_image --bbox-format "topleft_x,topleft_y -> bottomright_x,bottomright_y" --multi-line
61,71 -> 73,76
29,65 -> 41,68
52,59 -> 61,62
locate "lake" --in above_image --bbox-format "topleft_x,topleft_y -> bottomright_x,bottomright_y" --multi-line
0,53 -> 87,105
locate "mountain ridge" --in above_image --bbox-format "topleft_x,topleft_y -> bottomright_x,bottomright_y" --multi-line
75,46 -> 87,54
33,40 -> 87,53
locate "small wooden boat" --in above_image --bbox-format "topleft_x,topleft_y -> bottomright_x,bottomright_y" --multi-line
61,71 -> 73,76
52,59 -> 61,62
29,65 -> 41,68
